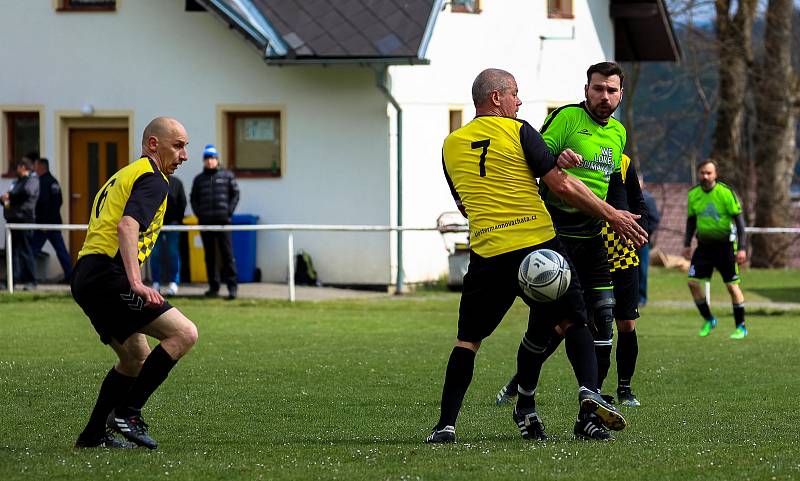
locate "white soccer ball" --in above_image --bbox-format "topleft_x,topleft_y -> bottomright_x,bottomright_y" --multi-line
518,249 -> 572,302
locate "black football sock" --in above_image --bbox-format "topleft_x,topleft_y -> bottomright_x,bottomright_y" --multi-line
503,374 -> 519,396
78,368 -> 136,441
564,325 -> 598,392
515,334 -> 549,411
435,346 -> 476,430
117,344 -> 178,415
733,303 -> 746,328
616,330 -> 638,389
543,334 -> 564,358
595,344 -> 613,391
694,299 -> 714,321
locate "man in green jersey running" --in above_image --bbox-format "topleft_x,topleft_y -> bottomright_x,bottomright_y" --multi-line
683,159 -> 748,339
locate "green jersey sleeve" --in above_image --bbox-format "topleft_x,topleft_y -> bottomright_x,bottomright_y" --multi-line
541,104 -> 580,156
725,188 -> 742,216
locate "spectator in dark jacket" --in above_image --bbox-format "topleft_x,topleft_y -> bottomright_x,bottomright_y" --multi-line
638,177 -> 661,306
150,176 -> 187,296
2,158 -> 40,289
31,157 -> 73,282
190,144 -> 240,299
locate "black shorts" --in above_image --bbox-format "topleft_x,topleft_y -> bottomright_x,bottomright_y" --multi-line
559,234 -> 613,293
457,237 -> 587,343
71,254 -> 173,344
611,266 -> 640,321
689,241 -> 740,284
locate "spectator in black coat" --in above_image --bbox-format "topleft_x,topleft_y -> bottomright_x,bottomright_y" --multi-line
2,158 -> 40,289
190,144 -> 240,299
31,157 -> 73,282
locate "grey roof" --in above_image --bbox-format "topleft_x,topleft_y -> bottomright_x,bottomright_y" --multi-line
197,0 -> 442,65
197,0 -> 679,65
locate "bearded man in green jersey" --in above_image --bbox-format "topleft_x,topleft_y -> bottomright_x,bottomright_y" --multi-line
537,62 -> 637,400
683,159 -> 748,339
495,62 -> 647,433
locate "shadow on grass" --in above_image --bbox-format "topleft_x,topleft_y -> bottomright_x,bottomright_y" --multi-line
749,287 -> 800,303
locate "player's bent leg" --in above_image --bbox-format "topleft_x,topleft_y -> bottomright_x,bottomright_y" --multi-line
140,307 -> 199,359
76,334 -> 152,448
426,339 -> 481,444
513,329 -> 552,441
107,309 -> 199,450
590,290 -> 615,390
110,333 -> 151,376
614,319 -> 640,407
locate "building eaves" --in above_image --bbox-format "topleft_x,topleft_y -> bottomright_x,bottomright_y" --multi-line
611,0 -> 682,62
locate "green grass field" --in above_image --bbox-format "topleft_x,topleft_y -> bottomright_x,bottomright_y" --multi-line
1,268 -> 799,480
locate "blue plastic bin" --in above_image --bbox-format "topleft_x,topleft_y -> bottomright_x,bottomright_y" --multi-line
232,214 -> 259,282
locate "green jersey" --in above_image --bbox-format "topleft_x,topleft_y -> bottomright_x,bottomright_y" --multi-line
687,181 -> 742,243
539,102 -> 626,237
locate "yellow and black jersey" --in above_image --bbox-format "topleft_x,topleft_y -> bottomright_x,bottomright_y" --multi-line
78,156 -> 169,265
442,116 -> 557,257
603,226 -> 639,272
602,154 -> 645,272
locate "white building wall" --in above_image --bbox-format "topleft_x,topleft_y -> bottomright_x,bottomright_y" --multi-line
0,0 -> 393,285
390,0 -> 614,283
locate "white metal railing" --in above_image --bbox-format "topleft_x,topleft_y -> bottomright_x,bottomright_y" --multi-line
3,222 -> 456,300
4,223 -> 800,300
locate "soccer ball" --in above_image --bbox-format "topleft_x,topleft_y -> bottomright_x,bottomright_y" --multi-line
518,249 -> 571,302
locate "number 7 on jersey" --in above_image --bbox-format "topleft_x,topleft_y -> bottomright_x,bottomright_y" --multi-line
471,139 -> 490,177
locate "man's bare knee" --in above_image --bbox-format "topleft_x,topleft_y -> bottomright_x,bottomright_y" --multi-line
141,308 -> 199,359
455,340 -> 480,353
179,321 -> 199,351
617,319 -> 636,332
116,356 -> 146,376
160,321 -> 198,359
111,335 -> 151,376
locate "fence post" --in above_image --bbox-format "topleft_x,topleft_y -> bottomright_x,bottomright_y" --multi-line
5,226 -> 13,293
288,232 -> 295,302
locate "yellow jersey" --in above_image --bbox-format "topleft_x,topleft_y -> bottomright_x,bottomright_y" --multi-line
78,156 -> 169,265
442,116 -> 557,257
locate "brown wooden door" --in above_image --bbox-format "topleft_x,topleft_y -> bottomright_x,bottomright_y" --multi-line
68,129 -> 129,260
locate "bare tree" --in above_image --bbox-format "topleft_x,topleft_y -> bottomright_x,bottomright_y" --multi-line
750,0 -> 799,267
710,0 -> 757,209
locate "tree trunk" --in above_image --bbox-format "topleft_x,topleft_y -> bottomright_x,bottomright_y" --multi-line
751,0 -> 798,267
710,0 -> 756,210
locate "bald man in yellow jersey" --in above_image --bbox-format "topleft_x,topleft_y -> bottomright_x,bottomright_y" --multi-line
426,68 -> 647,444
72,117 -> 198,450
